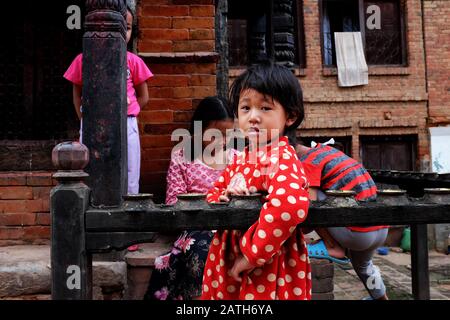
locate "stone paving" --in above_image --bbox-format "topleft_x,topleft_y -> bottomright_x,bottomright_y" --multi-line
1,245 -> 449,300
333,249 -> 450,300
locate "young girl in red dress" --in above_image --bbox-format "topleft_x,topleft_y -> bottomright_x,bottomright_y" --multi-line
201,63 -> 311,300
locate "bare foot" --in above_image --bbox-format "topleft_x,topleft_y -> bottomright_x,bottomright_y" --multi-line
324,243 -> 346,259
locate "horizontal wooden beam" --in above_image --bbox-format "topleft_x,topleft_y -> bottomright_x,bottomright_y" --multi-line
86,232 -> 158,253
85,202 -> 450,233
370,170 -> 450,189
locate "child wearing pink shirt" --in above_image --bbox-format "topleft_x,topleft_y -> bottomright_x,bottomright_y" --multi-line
64,7 -> 153,198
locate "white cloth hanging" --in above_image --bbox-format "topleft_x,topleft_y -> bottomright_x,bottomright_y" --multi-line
334,32 -> 368,87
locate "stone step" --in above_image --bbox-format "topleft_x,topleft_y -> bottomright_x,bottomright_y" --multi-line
0,245 -> 126,300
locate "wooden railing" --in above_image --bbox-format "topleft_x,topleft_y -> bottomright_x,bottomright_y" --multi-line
50,156 -> 450,300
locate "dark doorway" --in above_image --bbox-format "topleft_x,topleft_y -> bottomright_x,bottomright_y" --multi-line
0,1 -> 84,170
360,135 -> 417,171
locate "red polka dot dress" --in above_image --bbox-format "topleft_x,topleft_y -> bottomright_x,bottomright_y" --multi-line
201,136 -> 312,300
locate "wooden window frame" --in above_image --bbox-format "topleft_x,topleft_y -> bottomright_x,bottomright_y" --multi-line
319,0 -> 407,67
294,0 -> 307,68
225,0 -> 306,69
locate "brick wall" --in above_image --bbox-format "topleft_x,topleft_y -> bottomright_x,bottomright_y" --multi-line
0,172 -> 55,246
136,0 -> 217,202
230,0 -> 429,167
423,0 -> 450,126
300,0 -> 428,166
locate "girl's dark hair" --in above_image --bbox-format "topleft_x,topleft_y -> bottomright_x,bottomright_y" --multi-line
186,96 -> 234,161
229,62 -> 304,137
126,1 -> 138,50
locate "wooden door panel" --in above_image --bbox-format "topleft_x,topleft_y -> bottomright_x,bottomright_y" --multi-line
361,136 -> 416,171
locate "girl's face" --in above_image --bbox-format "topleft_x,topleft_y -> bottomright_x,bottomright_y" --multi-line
126,11 -> 133,44
238,89 -> 295,147
202,119 -> 235,151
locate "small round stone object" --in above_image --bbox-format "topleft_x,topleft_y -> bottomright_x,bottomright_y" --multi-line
52,141 -> 89,171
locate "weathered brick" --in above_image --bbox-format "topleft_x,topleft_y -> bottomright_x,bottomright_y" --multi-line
142,5 -> 189,17
0,213 -> 36,226
189,74 -> 215,86
189,5 -> 215,17
173,111 -> 194,122
173,0 -> 213,5
139,111 -> 174,124
140,135 -> 174,148
173,40 -> 215,52
138,41 -> 173,53
0,200 -> 45,213
148,75 -> 190,87
0,227 -> 24,240
32,187 -> 52,200
172,17 -> 214,29
0,187 -> 33,200
311,277 -> 334,294
140,0 -> 170,5
0,173 -> 27,186
144,98 -> 192,111
189,29 -> 214,40
36,212 -> 51,226
140,29 -> 189,41
191,86 -> 216,98
311,259 -> 334,279
22,226 -> 50,240
143,123 -> 189,135
423,0 -> 450,123
148,87 -> 173,99
26,173 -> 53,186
139,17 -> 172,29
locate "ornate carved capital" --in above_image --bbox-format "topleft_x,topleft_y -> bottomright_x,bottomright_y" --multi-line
273,0 -> 296,67
85,0 -> 127,15
84,0 -> 127,40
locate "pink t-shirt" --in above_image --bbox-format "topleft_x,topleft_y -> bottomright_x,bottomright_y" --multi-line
63,52 -> 153,116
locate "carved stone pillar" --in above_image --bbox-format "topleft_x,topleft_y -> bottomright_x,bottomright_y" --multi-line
215,0 -> 229,99
51,142 -> 92,300
249,13 -> 269,64
82,0 -> 128,207
273,0 -> 296,67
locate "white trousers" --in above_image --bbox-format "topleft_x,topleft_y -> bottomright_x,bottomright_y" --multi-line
80,116 -> 141,194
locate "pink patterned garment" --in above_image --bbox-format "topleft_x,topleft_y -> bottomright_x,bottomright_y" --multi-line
165,148 -> 239,205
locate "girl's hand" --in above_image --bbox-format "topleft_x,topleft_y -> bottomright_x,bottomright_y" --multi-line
218,195 -> 230,202
225,185 -> 250,197
218,185 -> 250,202
230,254 -> 255,282
226,172 -> 249,196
